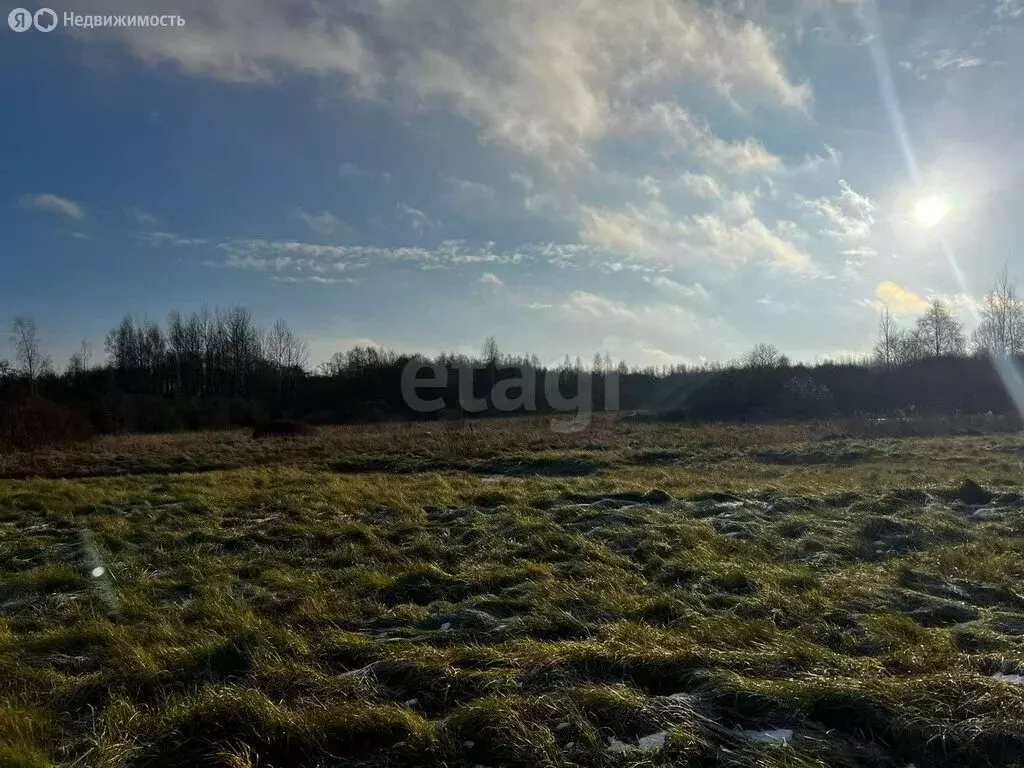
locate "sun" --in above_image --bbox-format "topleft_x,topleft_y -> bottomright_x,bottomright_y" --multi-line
913,195 -> 952,228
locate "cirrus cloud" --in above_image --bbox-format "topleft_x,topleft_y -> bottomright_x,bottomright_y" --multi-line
20,193 -> 85,220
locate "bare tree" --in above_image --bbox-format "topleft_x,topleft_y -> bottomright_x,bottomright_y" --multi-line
11,316 -> 51,392
481,336 -> 501,367
742,343 -> 787,369
222,307 -> 263,396
873,305 -> 899,368
914,300 -> 965,357
65,339 -> 93,378
265,319 -> 309,397
892,328 -> 925,366
264,319 -> 289,371
973,266 -> 1024,358
317,351 -> 348,377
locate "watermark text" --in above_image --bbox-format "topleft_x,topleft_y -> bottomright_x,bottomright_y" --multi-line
8,7 -> 185,32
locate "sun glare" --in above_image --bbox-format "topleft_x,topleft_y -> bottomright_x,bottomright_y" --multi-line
913,195 -> 952,228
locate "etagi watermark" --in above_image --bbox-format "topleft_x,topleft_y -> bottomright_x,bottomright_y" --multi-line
401,361 -> 620,433
8,7 -> 185,32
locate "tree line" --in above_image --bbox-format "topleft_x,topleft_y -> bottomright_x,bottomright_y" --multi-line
873,268 -> 1024,366
4,268 -> 1024,444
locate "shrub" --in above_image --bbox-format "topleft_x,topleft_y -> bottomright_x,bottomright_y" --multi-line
778,375 -> 834,418
0,396 -> 94,450
252,419 -> 316,439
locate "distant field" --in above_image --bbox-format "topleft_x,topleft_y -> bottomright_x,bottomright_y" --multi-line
3,416 -> 1024,767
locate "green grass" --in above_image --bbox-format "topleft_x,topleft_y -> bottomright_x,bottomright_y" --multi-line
2,417 -> 1024,766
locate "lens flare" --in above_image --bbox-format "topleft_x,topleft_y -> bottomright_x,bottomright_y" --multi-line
913,195 -> 952,228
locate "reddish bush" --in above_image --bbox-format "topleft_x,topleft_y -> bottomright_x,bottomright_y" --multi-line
0,396 -> 95,451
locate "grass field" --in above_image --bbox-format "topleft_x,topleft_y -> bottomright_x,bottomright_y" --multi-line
3,415 -> 1024,767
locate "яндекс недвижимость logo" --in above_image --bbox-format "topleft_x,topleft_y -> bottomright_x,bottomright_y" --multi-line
8,8 -> 183,31
8,8 -> 57,31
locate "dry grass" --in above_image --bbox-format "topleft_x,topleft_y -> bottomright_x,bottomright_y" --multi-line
2,417 -> 1024,766
1,413 -> 1020,480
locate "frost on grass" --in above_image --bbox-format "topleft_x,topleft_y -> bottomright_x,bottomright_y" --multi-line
993,673 -> 1024,685
606,732 -> 668,753
738,728 -> 794,744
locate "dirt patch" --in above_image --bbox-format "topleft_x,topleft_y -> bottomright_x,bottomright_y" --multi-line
895,591 -> 981,627
992,616 -> 1024,636
629,450 -> 693,466
899,570 -> 1024,610
943,479 -> 995,506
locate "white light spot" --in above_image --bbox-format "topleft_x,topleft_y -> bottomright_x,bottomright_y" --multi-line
440,622 -> 452,631
913,195 -> 952,228
91,566 -> 105,578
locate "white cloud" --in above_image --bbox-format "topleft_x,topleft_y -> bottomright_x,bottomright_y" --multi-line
340,162 -> 392,184
534,288 -> 742,364
996,0 -> 1023,17
510,172 -> 535,192
842,245 -> 878,258
799,179 -> 875,241
135,231 -> 209,248
899,49 -> 986,80
628,102 -> 784,174
165,234 -> 614,279
574,190 -> 810,272
290,207 -> 343,235
694,213 -> 811,270
641,346 -> 692,366
271,275 -> 357,284
638,176 -> 662,199
396,202 -> 435,233
722,192 -> 756,219
560,290 -> 639,321
446,176 -> 496,201
78,0 -> 809,165
127,206 -> 159,226
681,172 -> 723,199
478,271 -> 504,286
21,193 -> 85,220
578,204 -> 662,253
643,275 -> 711,302
71,0 -> 831,291
442,176 -> 497,212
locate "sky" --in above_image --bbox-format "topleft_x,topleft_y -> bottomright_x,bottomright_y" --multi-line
2,0 -> 1024,370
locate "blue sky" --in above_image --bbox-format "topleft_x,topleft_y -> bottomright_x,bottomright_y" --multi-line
2,0 -> 1023,369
